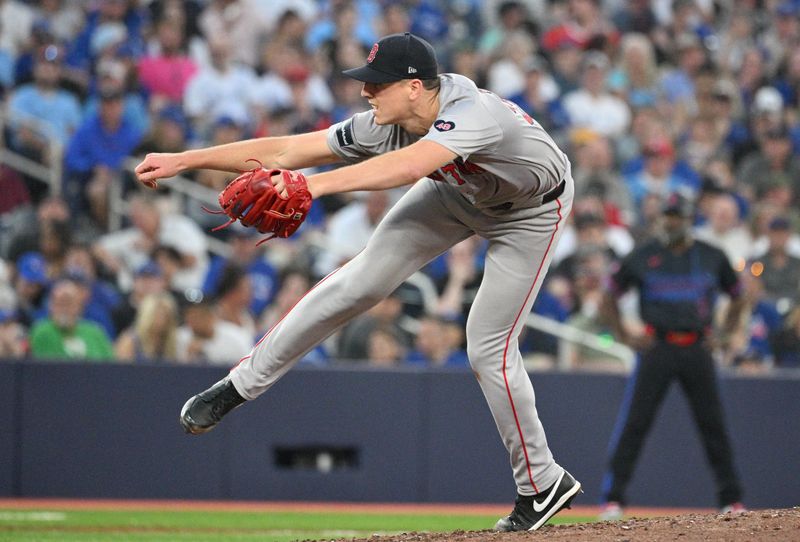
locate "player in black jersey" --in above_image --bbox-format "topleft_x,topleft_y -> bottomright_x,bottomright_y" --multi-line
599,192 -> 746,519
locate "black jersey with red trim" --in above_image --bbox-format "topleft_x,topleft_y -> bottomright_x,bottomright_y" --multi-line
611,238 -> 741,332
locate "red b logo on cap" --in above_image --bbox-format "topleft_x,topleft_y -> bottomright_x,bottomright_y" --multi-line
367,43 -> 379,63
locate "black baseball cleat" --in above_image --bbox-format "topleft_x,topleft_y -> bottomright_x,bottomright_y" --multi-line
179,376 -> 246,434
494,469 -> 583,532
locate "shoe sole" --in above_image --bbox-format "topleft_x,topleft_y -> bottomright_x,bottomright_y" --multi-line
179,396 -> 211,435
529,481 -> 583,531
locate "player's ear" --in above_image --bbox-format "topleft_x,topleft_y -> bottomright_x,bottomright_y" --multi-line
407,78 -> 424,99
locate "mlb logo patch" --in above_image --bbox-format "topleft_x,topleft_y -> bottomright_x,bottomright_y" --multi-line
434,119 -> 455,132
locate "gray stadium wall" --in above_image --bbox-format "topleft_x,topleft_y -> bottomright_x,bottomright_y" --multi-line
0,360 -> 798,509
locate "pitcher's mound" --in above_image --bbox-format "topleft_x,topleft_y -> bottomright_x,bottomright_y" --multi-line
343,507 -> 800,542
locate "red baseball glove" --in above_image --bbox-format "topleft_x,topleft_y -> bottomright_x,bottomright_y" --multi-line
206,161 -> 313,243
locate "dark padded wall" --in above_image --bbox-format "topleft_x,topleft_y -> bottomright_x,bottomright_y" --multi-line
17,363 -> 228,498
3,360 -> 799,508
225,368 -> 425,502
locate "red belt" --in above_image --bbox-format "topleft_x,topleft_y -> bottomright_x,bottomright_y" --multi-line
645,326 -> 704,346
663,331 -> 701,346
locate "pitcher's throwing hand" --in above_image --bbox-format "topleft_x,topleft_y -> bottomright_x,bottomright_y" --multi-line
134,152 -> 187,189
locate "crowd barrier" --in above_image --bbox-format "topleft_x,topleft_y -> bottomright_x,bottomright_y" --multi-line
0,361 -> 797,508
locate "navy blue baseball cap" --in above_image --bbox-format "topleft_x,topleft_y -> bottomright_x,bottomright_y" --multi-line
662,192 -> 693,217
343,32 -> 438,84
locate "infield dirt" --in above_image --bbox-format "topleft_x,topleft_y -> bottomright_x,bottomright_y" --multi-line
338,507 -> 800,542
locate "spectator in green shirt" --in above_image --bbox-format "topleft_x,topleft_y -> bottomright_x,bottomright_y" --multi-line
29,278 -> 114,361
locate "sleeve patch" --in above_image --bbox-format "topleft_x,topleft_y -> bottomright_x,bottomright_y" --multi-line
335,119 -> 354,147
433,119 -> 456,132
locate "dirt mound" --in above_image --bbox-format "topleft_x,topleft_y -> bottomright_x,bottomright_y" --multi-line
341,508 -> 800,542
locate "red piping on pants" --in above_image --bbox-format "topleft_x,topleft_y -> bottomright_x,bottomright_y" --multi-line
501,197 -> 563,493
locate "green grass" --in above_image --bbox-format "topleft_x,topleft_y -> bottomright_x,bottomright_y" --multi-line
0,507 -> 593,542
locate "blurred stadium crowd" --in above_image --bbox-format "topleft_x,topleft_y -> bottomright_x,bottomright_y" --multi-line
1,0 -> 799,372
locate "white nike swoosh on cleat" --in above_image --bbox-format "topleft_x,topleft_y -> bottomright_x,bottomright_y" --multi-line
532,471 -> 565,512
530,478 -> 582,531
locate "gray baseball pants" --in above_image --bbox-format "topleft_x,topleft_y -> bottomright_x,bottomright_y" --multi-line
230,174 -> 574,495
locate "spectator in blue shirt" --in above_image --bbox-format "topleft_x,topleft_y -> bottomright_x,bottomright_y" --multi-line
409,0 -> 449,48
508,55 -> 570,132
64,83 -> 143,173
83,58 -> 150,136
6,44 -> 81,170
63,82 -> 144,220
65,0 -> 146,74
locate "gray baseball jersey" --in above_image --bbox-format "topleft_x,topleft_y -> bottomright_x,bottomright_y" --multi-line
327,73 -> 569,209
230,72 -> 575,497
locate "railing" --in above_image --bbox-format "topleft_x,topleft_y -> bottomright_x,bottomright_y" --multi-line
0,111 -> 63,195
527,313 -> 635,370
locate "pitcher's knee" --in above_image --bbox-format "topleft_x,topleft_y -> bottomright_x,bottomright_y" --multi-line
465,319 -> 505,364
466,342 -> 505,371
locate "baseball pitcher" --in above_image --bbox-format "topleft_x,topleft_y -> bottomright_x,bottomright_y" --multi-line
135,32 -> 581,531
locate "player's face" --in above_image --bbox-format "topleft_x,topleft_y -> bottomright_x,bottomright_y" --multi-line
662,214 -> 691,246
361,80 -> 409,125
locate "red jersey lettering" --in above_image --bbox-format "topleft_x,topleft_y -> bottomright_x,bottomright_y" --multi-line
441,163 -> 466,185
429,159 -> 486,186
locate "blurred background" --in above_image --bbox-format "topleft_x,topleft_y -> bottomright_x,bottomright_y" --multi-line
0,0 -> 799,509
